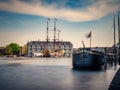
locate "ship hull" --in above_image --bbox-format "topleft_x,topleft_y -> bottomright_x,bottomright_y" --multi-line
49,50 -> 65,57
72,52 -> 102,70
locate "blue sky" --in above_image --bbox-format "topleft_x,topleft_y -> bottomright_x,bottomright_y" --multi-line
0,0 -> 120,48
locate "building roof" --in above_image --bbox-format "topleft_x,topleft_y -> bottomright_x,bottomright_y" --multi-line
27,41 -> 73,45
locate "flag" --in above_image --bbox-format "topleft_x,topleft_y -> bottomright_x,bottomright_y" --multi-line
55,18 -> 57,21
86,31 -> 91,38
47,18 -> 50,21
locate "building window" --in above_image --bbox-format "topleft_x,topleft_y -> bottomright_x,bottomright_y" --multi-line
64,46 -> 66,48
69,46 -> 71,48
59,46 -> 61,48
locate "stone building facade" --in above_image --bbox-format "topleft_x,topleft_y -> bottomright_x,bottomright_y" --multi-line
27,41 -> 73,57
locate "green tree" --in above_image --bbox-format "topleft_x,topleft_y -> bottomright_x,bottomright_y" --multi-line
6,45 -> 12,55
6,43 -> 20,55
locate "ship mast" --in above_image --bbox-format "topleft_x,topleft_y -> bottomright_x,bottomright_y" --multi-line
58,30 -> 61,47
114,15 -> 116,50
58,30 -> 61,42
113,15 -> 117,68
53,18 -> 57,51
46,18 -> 50,51
118,12 -> 120,65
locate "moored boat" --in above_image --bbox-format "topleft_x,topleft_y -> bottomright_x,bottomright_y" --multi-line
31,52 -> 43,57
49,49 -> 65,57
72,48 -> 103,69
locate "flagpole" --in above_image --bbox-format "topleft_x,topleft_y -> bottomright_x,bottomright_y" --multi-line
90,31 -> 92,49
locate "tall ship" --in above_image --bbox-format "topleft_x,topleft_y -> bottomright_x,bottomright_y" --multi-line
44,18 -> 65,57
27,18 -> 73,57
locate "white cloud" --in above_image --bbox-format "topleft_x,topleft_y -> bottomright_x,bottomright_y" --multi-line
0,0 -> 119,22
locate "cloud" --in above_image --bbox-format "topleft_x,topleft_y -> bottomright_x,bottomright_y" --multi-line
0,0 -> 120,22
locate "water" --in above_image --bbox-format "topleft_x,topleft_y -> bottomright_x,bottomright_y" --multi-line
0,57 -> 119,90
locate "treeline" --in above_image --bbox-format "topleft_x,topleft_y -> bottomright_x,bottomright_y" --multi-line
0,43 -> 27,56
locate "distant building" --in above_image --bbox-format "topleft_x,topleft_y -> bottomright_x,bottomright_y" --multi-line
0,47 -> 5,56
113,43 -> 120,48
20,46 -> 27,56
27,41 -> 73,57
112,43 -> 120,54
92,47 -> 113,53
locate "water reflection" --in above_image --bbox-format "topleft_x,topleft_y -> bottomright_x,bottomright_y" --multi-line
0,58 -> 118,90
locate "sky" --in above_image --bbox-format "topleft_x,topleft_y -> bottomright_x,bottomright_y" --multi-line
0,0 -> 120,48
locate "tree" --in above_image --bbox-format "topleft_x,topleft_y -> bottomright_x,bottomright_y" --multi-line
6,43 -> 20,55
6,45 -> 12,55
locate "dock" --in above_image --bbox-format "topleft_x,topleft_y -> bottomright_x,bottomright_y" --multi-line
109,68 -> 120,90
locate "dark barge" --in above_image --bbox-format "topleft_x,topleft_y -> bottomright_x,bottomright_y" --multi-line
72,48 -> 114,70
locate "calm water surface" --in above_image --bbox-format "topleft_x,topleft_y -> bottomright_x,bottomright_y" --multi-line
0,57 -> 119,90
